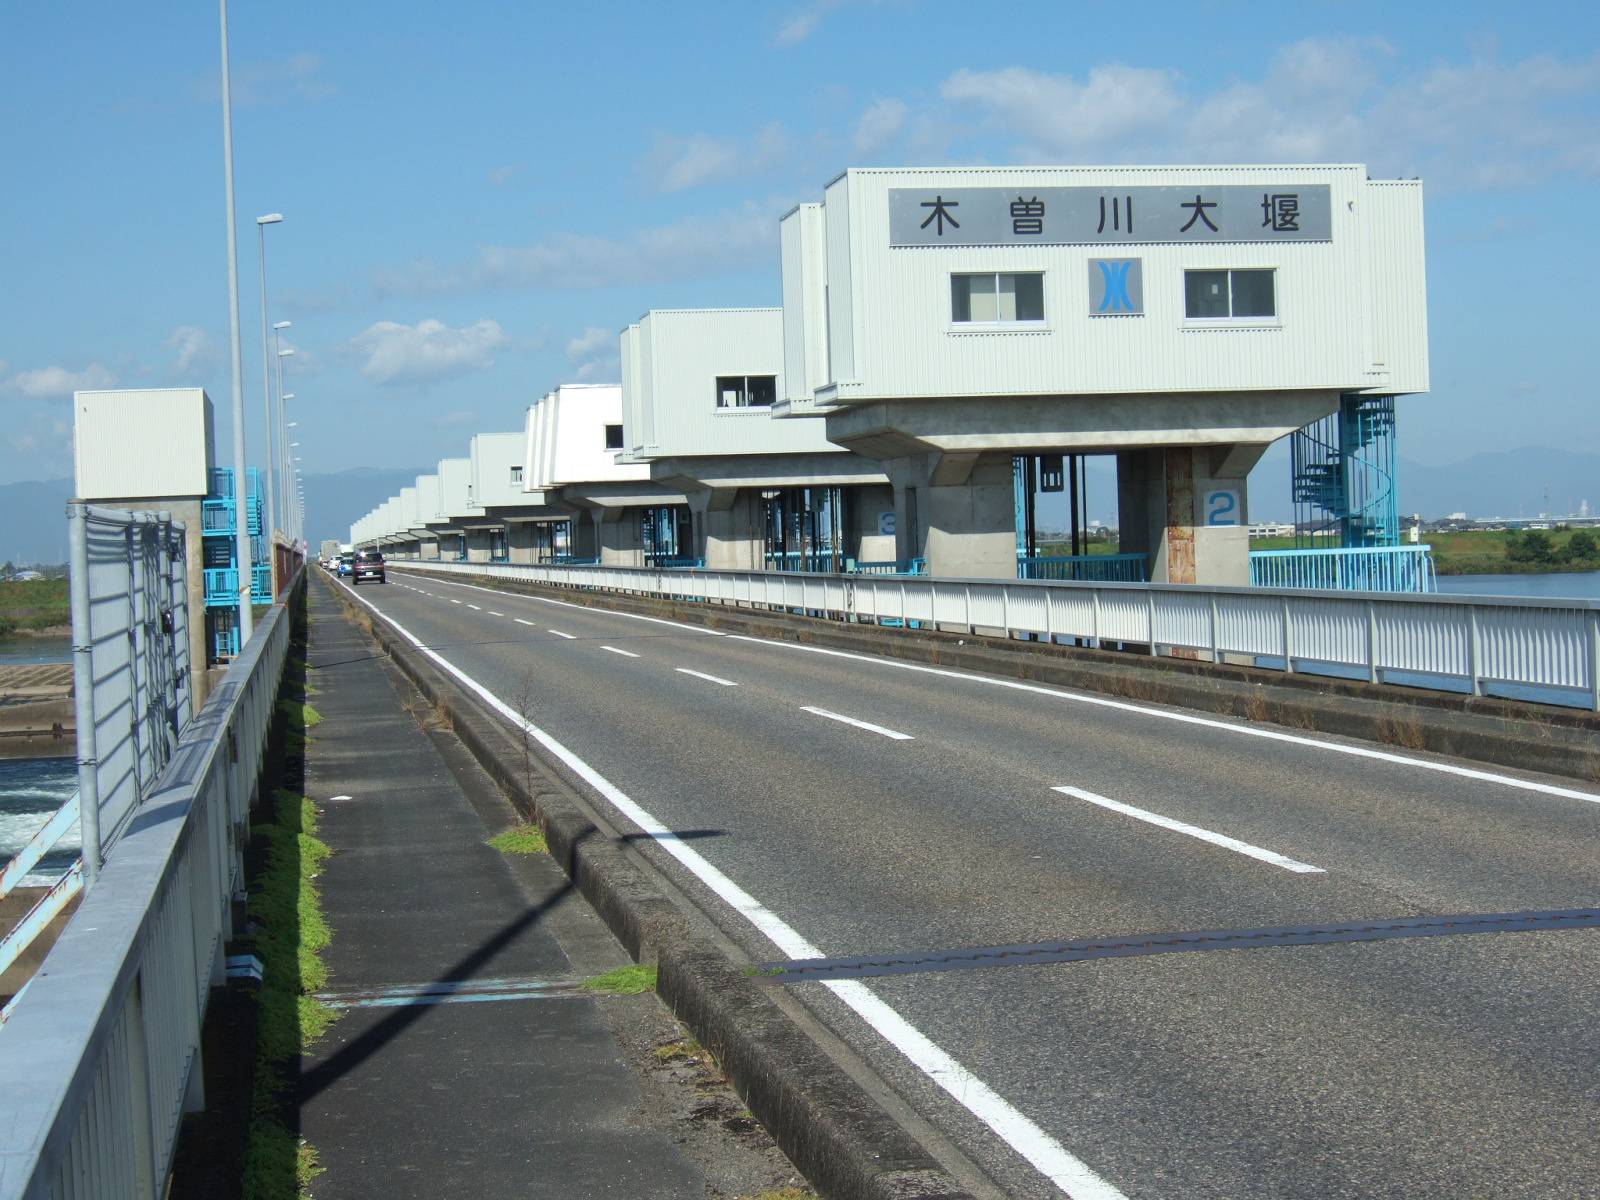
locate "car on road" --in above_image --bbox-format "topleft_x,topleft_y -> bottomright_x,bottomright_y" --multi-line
338,553 -> 355,577
352,549 -> 386,585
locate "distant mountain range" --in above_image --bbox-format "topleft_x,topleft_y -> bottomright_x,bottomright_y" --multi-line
0,448 -> 1593,564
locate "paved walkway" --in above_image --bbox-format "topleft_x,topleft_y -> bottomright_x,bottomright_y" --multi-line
298,584 -> 710,1198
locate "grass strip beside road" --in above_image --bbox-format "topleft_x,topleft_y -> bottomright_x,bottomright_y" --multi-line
242,790 -> 336,1200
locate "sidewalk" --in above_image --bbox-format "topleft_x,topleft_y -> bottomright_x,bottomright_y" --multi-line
297,583 -> 803,1198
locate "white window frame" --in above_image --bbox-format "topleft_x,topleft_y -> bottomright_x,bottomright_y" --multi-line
1180,267 -> 1281,329
714,375 -> 777,410
948,271 -> 1048,333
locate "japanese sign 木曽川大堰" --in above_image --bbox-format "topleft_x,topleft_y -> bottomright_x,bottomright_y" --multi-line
889,185 -> 1331,247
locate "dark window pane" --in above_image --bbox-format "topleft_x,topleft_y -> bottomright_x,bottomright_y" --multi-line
746,376 -> 777,406
1185,270 -> 1230,318
604,423 -> 624,449
1012,273 -> 1044,321
1230,270 -> 1275,317
715,375 -> 744,407
951,275 -> 972,322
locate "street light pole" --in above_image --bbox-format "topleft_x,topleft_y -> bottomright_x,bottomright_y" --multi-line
272,331 -> 291,531
219,0 -> 252,647
256,214 -> 283,599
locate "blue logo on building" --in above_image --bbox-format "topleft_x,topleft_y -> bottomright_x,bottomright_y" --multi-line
1089,259 -> 1143,316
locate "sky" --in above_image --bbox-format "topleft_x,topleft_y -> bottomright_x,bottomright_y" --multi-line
3,0 -> 1599,531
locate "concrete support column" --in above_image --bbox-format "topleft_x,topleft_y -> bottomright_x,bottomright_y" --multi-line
419,539 -> 440,561
464,528 -> 494,563
884,451 -> 1016,579
851,484 -> 896,563
685,487 -> 761,569
588,507 -> 644,567
1116,445 -> 1264,584
507,522 -> 538,565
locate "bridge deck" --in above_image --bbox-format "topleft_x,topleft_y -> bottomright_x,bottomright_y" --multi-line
346,563 -> 1600,1200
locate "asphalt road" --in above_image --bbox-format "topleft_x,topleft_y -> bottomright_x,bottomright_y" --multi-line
346,568 -> 1600,1200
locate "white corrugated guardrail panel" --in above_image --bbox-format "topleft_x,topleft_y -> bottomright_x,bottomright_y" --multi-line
1477,603 -> 1586,688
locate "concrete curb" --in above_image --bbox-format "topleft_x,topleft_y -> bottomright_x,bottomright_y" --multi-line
398,567 -> 1600,786
322,577 -> 978,1200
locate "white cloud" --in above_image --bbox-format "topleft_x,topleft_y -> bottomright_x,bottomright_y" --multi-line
2,363 -> 116,398
190,52 -> 338,106
639,123 -> 790,192
851,97 -> 909,159
933,40 -> 1600,192
369,206 -> 780,299
164,325 -> 217,379
566,326 -> 619,383
343,318 -> 509,386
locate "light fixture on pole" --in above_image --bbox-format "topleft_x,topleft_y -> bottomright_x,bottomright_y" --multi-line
255,214 -> 283,600
219,0 -> 253,647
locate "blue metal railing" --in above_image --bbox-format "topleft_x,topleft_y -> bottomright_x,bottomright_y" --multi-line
850,558 -> 928,576
203,566 -> 272,607
1019,553 -> 1147,583
649,555 -> 706,569
765,551 -> 843,573
1250,545 -> 1437,593
552,555 -> 602,566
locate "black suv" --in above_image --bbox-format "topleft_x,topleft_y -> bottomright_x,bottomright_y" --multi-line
352,549 -> 386,585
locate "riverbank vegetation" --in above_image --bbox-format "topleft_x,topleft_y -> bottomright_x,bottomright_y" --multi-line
0,578 -> 70,638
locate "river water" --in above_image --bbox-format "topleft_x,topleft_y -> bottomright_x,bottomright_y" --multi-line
0,637 -> 70,666
1437,571 -> 1600,601
0,639 -> 77,883
0,757 -> 79,886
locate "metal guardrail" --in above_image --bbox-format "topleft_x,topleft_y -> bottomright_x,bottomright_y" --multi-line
0,570 -> 301,1200
392,559 -> 1600,709
1251,544 -> 1438,593
1020,553 -> 1148,583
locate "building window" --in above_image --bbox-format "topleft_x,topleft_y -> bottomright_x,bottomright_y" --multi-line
951,273 -> 1044,324
604,424 -> 624,449
715,376 -> 776,409
510,465 -> 523,484
1184,269 -> 1276,319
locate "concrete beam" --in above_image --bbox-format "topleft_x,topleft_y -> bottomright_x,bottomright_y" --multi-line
824,390 -> 1341,461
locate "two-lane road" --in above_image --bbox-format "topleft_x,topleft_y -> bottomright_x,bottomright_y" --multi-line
341,569 -> 1600,1199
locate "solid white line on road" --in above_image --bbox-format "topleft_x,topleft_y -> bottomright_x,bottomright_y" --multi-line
337,577 -> 1126,1200
549,630 -> 577,639
514,618 -> 535,626
707,635 -> 1600,807
801,706 -> 914,741
602,645 -> 640,658
488,611 -> 505,617
1052,786 -> 1325,874
676,668 -> 738,686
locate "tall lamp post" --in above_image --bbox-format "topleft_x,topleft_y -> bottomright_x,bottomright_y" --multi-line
219,0 -> 252,645
271,331 -> 291,530
256,213 -> 283,599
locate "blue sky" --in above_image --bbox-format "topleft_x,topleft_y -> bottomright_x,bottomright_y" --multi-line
3,0 -> 1598,523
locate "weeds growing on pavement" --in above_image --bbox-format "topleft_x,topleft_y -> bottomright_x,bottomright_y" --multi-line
242,790 -> 336,1200
579,964 -> 657,994
487,824 -> 548,854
